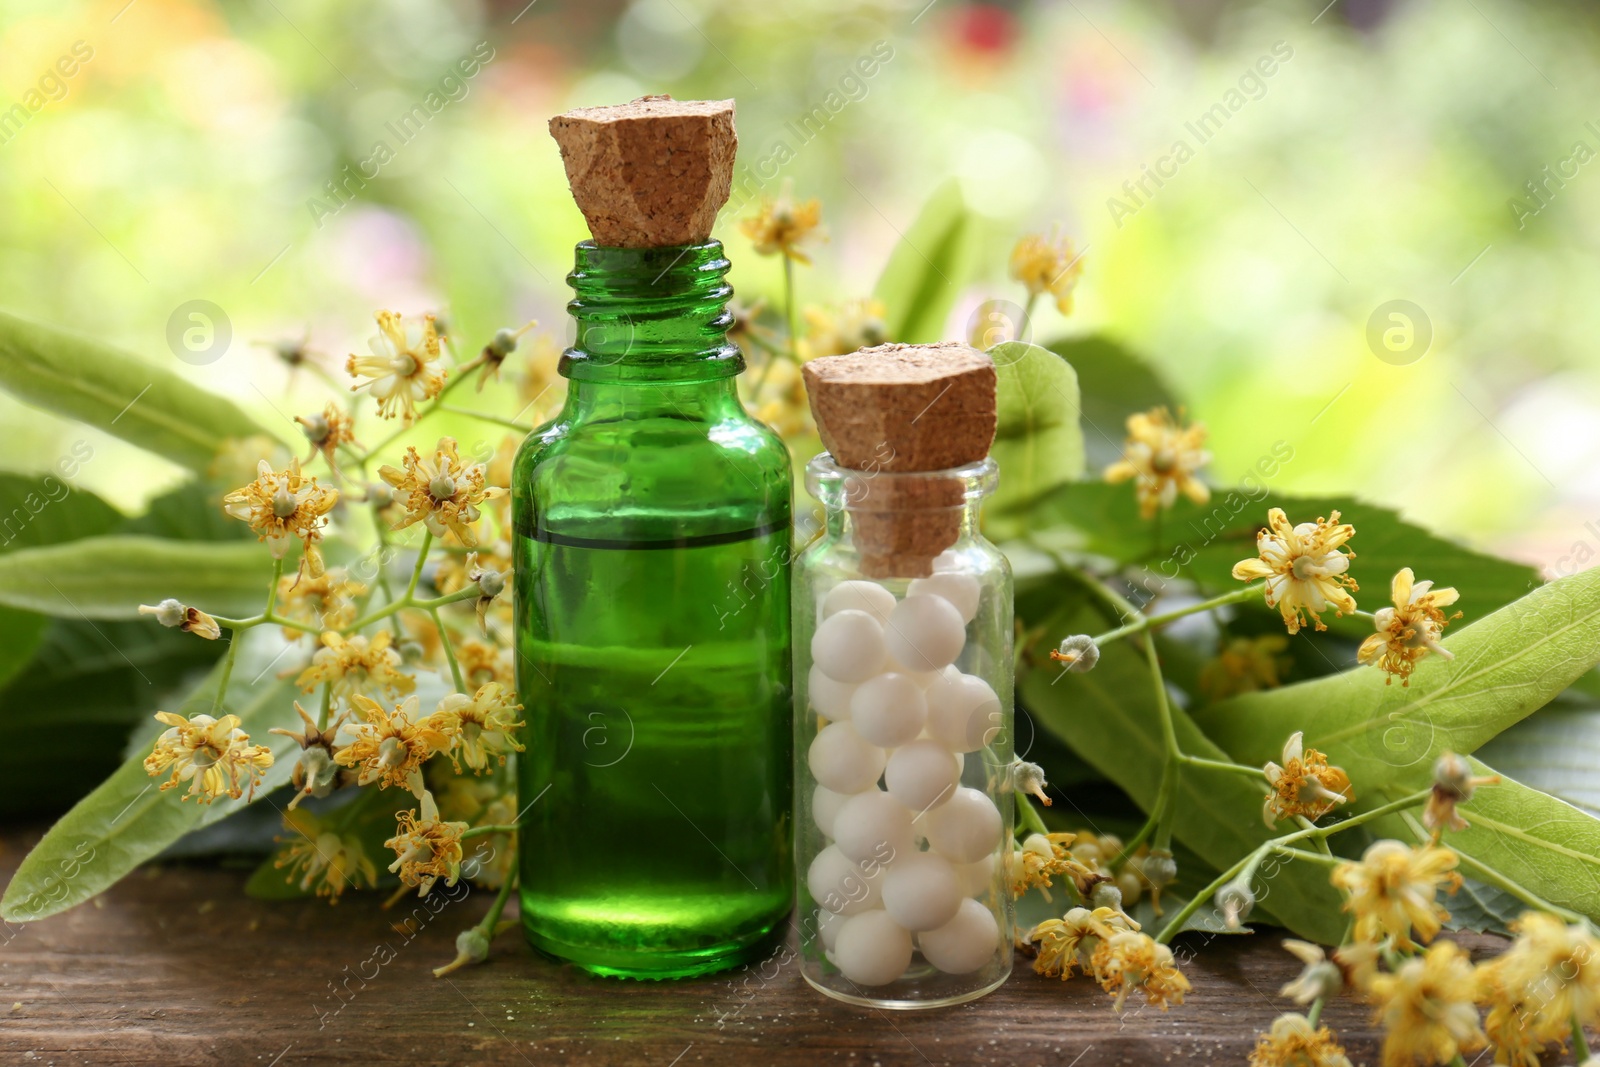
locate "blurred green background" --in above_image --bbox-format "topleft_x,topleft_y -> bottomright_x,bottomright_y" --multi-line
3,0 -> 1599,573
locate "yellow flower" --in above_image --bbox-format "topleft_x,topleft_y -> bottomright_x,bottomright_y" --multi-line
456,638 -> 514,687
333,693 -> 448,795
433,775 -> 516,889
431,682 -> 525,774
1475,949 -> 1547,1067
275,568 -> 365,641
222,457 -> 339,578
137,598 -> 222,640
273,808 -> 377,903
1009,832 -> 1082,897
1357,568 -> 1462,686
1487,913 -> 1600,1044
143,711 -> 274,803
1231,508 -> 1358,634
739,180 -> 823,263
385,790 -> 467,897
1366,941 -> 1484,1067
515,333 -> 566,419
1104,407 -> 1211,519
347,310 -> 448,422
1249,1013 -> 1353,1067
1009,232 -> 1086,315
295,403 -> 358,473
378,437 -> 505,548
1025,905 -> 1138,980
801,298 -> 889,359
296,631 -> 415,700
1089,929 -> 1191,1011
460,320 -> 536,391
1262,731 -> 1352,827
1198,634 -> 1290,700
1332,840 -> 1460,949
1279,940 -> 1344,1005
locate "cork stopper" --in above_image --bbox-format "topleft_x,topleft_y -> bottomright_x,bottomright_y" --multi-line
803,343 -> 997,578
549,95 -> 737,248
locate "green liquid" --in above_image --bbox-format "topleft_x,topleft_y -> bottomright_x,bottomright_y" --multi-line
515,526 -> 793,978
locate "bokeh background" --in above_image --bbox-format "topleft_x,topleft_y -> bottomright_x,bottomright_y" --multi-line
3,0 -> 1599,572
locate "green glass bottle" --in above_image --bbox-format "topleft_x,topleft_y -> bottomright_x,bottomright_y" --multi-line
513,239 -> 794,978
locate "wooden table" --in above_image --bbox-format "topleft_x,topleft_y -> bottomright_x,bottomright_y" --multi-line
0,828 -> 1502,1065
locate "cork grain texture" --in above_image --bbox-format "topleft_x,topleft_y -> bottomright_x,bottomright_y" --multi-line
549,95 -> 737,248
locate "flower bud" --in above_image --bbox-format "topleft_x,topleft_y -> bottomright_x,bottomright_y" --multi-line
1432,751 -> 1475,801
476,568 -> 506,599
1141,849 -> 1178,889
140,598 -> 187,628
1089,881 -> 1123,911
1217,879 -> 1255,930
1012,760 -> 1051,806
1051,634 -> 1100,672
298,411 -> 331,444
488,327 -> 520,357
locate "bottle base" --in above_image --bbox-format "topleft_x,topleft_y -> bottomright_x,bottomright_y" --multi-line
522,911 -> 790,980
801,969 -> 1009,1010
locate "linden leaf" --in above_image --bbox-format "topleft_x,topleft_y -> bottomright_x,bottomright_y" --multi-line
986,342 -> 1086,536
0,309 -> 285,472
0,630 -> 299,922
871,180 -> 976,345
0,535 -> 272,619
1044,336 -> 1180,474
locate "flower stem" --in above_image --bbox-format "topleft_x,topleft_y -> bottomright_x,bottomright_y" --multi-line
437,404 -> 532,432
433,607 -> 466,693
317,681 -> 333,731
1017,794 -> 1050,837
1574,1014 -> 1592,1061
1306,994 -> 1325,1029
461,824 -> 519,840
404,531 -> 433,601
782,255 -> 799,366
1180,754 -> 1264,778
1090,584 -> 1262,647
211,632 -> 242,715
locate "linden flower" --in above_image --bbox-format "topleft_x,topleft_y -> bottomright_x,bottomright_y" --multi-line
1089,929 -> 1191,1011
347,310 -> 448,422
385,790 -> 468,897
1357,568 -> 1462,686
274,808 -> 377,902
295,403 -> 357,473
434,776 -> 516,889
1248,1013 -> 1353,1067
1367,941 -> 1485,1067
431,682 -> 526,774
1198,634 -> 1290,700
1232,508 -> 1358,634
1279,940 -> 1343,1005
801,298 -> 889,359
1009,232 -> 1086,315
296,630 -> 415,700
378,437 -> 505,547
143,711 -> 274,803
739,180 -> 823,263
1025,906 -> 1138,980
1475,946 -> 1549,1067
1104,408 -> 1211,519
222,457 -> 339,578
455,637 -> 513,688
1262,731 -> 1352,827
275,568 -> 365,641
333,694 -> 448,795
1332,840 -> 1460,948
1009,832 -> 1082,897
1490,913 -> 1600,1043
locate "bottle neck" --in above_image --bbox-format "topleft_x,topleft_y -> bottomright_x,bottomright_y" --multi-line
559,240 -> 743,386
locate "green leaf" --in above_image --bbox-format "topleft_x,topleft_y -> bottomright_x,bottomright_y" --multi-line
0,631 -> 299,922
121,479 -> 254,542
871,181 -> 976,344
0,535 -> 272,618
0,618 -> 222,816
0,473 -> 124,688
1045,336 -> 1180,473
1016,572 -> 1348,943
1031,482 -> 1539,637
985,342 -> 1085,534
1475,685 -> 1600,817
1195,564 -> 1600,785
0,309 -> 285,472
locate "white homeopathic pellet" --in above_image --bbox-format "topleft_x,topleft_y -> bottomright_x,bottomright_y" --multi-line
957,854 -> 997,897
832,910 -> 914,986
808,721 -> 885,794
808,664 -> 858,720
812,608 -> 889,683
918,897 -> 1000,974
807,844 -> 884,915
832,789 -> 914,864
812,783 -> 858,838
821,580 -> 896,625
881,851 -> 963,932
883,739 -> 962,812
921,786 -> 1003,864
849,672 -> 927,747
924,672 -> 1003,752
816,907 -> 846,952
883,594 -> 967,673
907,572 -> 981,624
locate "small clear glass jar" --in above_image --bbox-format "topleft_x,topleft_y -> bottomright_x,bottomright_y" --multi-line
794,453 -> 1014,1009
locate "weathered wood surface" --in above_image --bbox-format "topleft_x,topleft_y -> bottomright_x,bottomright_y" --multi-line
0,827 -> 1504,1066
